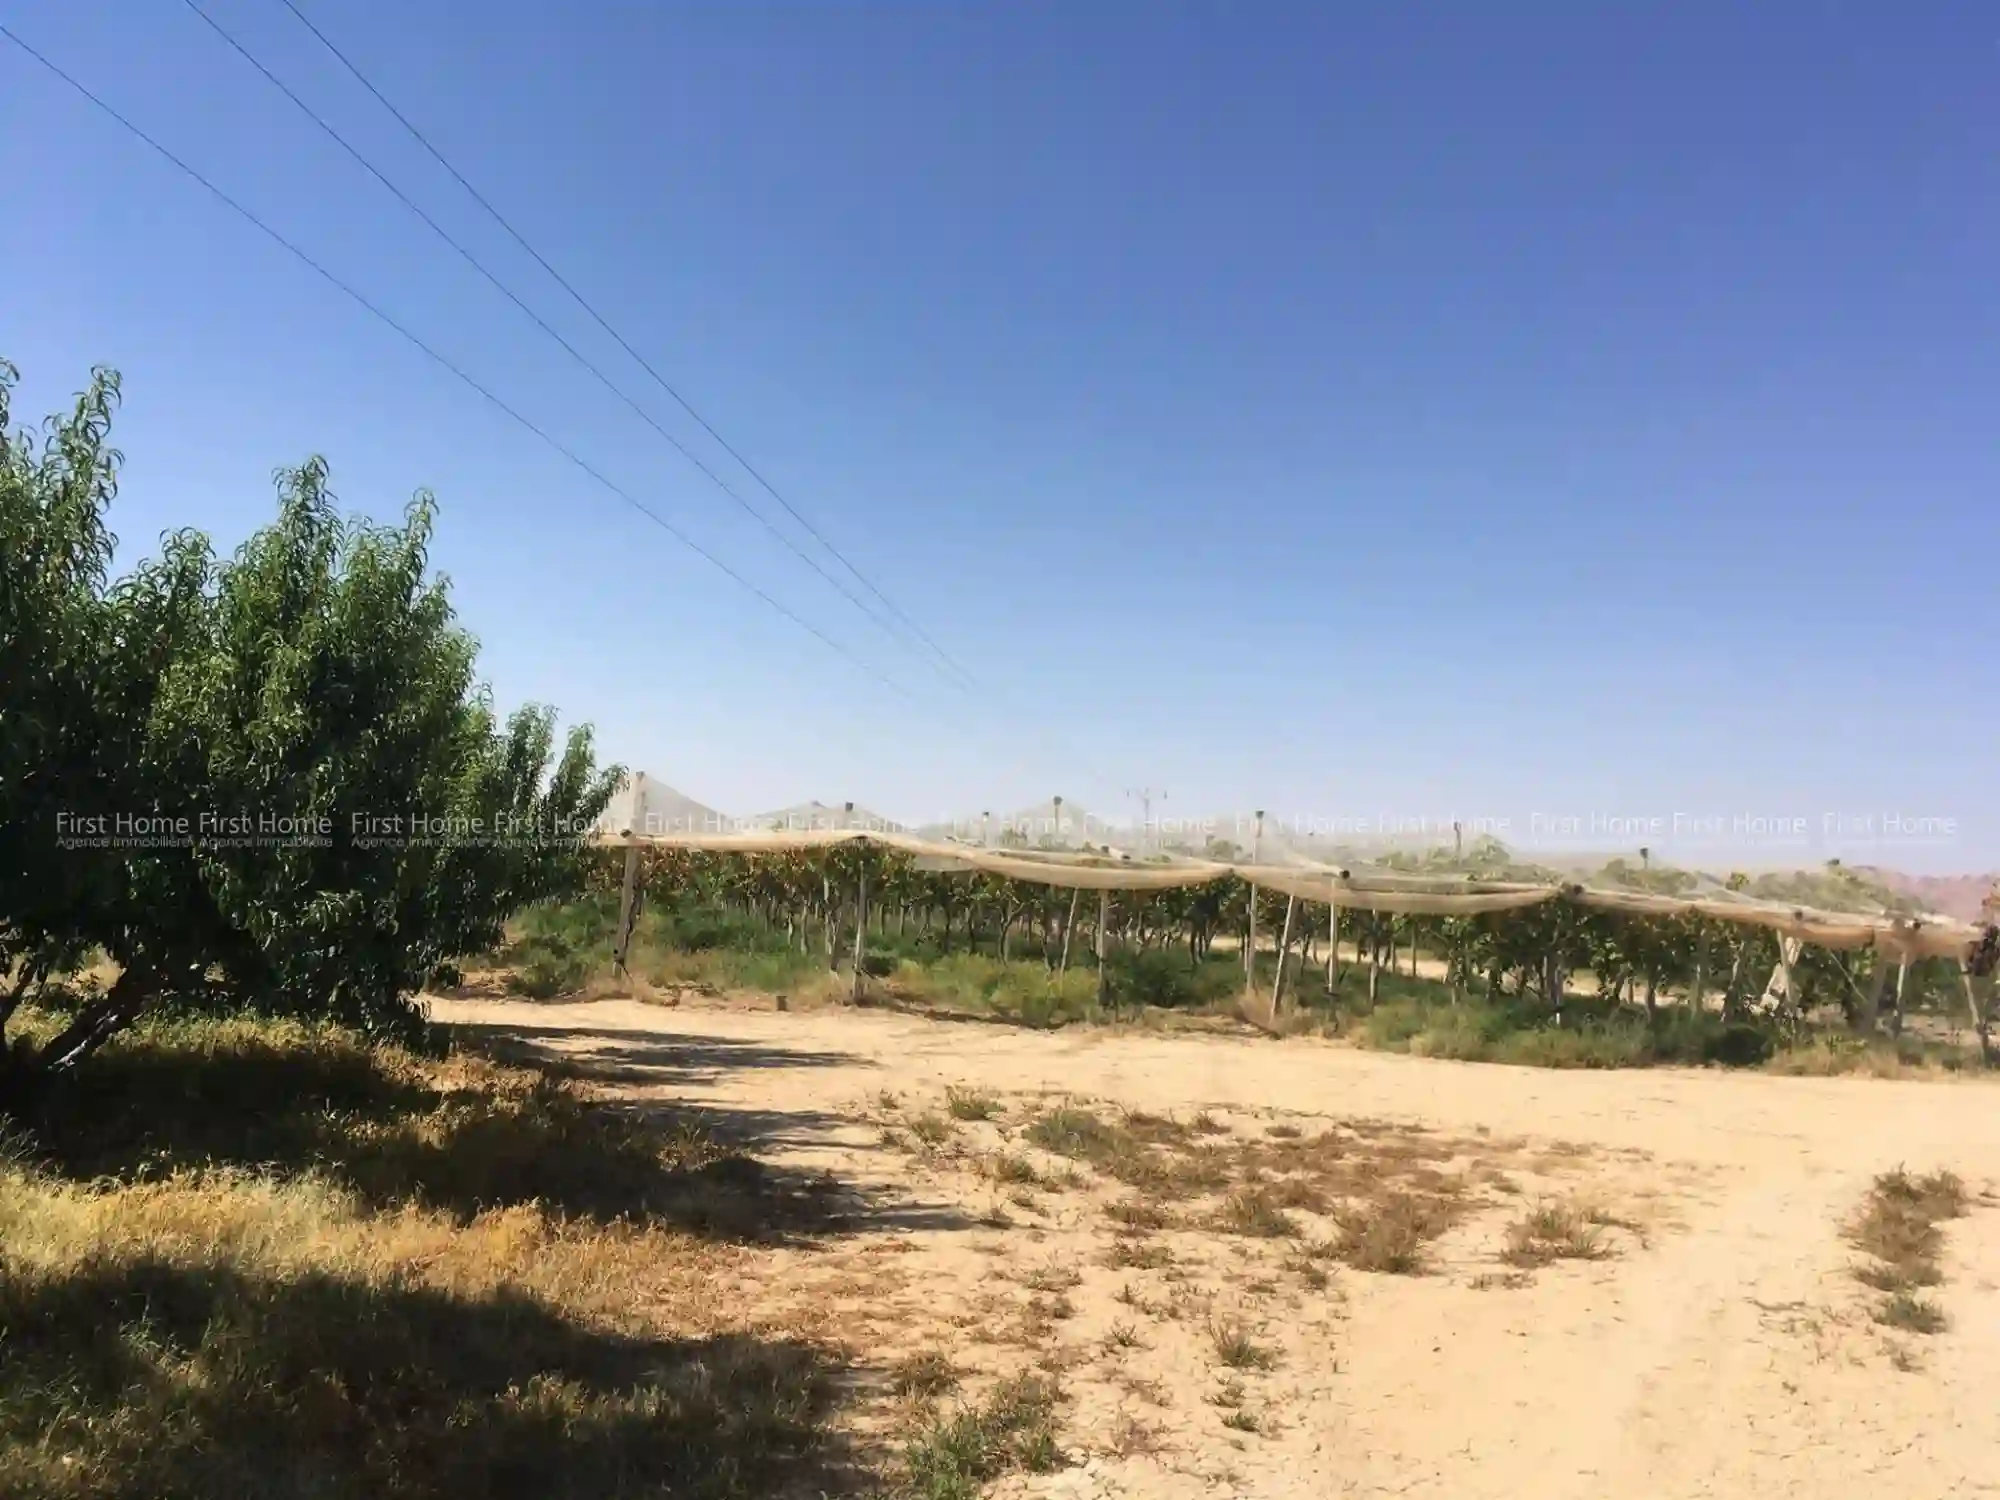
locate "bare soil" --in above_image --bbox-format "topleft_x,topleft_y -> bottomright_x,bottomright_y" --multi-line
430,992 -> 2000,1500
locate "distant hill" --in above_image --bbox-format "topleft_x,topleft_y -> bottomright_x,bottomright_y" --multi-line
1864,869 -> 1998,924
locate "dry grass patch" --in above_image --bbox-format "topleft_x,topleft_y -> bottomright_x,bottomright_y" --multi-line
1332,1192 -> 1459,1275
892,1349 -> 962,1400
1214,1188 -> 1300,1239
906,1113 -> 956,1149
981,1152 -> 1050,1188
1501,1200 -> 1613,1268
1849,1168 -> 1968,1333
1206,1314 -> 1277,1370
1877,1290 -> 1947,1334
1103,1236 -> 1174,1271
944,1086 -> 1001,1122
1109,1414 -> 1163,1455
1116,1371 -> 1170,1407
1019,1262 -> 1082,1294
1104,1197 -> 1174,1230
1102,1319 -> 1146,1352
16,1014 -> 838,1241
0,1165 -> 847,1500
0,1012 -> 887,1499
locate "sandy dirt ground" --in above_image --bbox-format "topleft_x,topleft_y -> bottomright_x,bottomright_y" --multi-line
430,993 -> 2000,1500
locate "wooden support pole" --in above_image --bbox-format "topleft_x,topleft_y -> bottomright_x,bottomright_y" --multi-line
1096,889 -> 1111,1010
1244,887 -> 1258,988
1687,927 -> 1710,1016
851,863 -> 868,1003
1959,958 -> 1992,1065
1245,811 -> 1264,989
1855,937 -> 1893,1034
612,837 -> 643,977
1775,936 -> 1802,1017
1327,903 -> 1340,990
1270,894 -> 1297,1016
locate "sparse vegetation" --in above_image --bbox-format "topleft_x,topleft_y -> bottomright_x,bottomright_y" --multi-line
1020,1262 -> 1082,1293
1103,1319 -> 1146,1351
896,1372 -> 1062,1500
1207,1315 -> 1277,1370
1876,1290 -> 1947,1334
1502,1201 -> 1613,1268
983,1152 -> 1049,1188
1849,1168 -> 1969,1333
1104,1236 -> 1174,1271
1333,1192 -> 1458,1275
892,1350 -> 962,1400
1215,1187 -> 1300,1239
945,1086 -> 1001,1122
1105,1197 -> 1174,1230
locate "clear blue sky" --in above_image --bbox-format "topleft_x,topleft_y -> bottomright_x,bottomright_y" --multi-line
4,1 -> 1995,868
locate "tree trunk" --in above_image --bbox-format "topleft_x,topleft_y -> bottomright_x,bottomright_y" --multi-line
1059,888 -> 1080,973
30,962 -> 161,1080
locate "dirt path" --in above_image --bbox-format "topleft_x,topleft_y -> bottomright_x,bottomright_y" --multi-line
431,995 -> 2000,1499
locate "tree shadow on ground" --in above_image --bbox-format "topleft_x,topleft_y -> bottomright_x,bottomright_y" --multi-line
448,1020 -> 979,1234
22,1019 -> 976,1241
0,1257 -> 862,1500
448,1021 -> 869,1087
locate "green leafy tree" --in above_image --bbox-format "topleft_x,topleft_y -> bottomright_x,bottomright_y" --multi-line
1,364 -> 617,1095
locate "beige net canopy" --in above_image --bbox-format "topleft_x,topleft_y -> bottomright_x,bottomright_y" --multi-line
592,820 -> 1986,963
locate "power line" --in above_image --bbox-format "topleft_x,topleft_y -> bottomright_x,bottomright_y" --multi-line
269,0 -> 974,690
176,0 -> 958,690
0,19 -> 918,704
